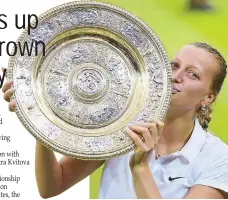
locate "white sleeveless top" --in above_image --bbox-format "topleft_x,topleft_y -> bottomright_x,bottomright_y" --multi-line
98,119 -> 228,199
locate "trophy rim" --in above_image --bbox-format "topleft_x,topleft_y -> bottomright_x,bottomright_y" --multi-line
7,0 -> 172,160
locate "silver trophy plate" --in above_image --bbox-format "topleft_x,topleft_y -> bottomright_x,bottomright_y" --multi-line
8,1 -> 172,160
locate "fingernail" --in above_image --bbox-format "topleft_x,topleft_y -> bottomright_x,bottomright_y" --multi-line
128,125 -> 134,129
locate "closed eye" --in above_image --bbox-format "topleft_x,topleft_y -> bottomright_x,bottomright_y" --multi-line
188,71 -> 199,79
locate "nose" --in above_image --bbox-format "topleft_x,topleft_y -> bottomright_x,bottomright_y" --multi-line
172,68 -> 184,83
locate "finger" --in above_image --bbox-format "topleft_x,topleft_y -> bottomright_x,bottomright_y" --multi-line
135,120 -> 164,133
128,125 -> 153,147
149,123 -> 159,144
126,128 -> 150,152
134,122 -> 160,139
151,119 -> 164,134
8,100 -> 16,112
128,125 -> 149,135
134,122 -> 151,128
3,88 -> 15,102
2,80 -> 13,93
144,120 -> 164,136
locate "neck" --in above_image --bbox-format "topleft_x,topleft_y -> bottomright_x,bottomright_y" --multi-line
159,106 -> 195,148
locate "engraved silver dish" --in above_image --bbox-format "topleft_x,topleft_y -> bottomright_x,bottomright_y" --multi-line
7,1 -> 172,160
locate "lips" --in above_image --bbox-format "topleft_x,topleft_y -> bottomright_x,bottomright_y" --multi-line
172,86 -> 180,94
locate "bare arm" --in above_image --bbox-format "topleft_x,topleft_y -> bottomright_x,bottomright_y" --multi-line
184,185 -> 226,199
131,166 -> 162,199
35,141 -> 104,199
1,80 -> 104,199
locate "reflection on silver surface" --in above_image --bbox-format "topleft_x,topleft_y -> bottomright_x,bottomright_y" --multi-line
8,1 -> 172,160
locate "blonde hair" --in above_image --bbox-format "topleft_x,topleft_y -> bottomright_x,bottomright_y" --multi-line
196,104 -> 213,131
191,42 -> 227,131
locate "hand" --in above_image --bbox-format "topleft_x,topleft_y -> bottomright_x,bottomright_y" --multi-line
126,120 -> 164,171
2,73 -> 15,112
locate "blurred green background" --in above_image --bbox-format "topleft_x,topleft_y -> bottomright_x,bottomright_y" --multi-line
90,0 -> 228,198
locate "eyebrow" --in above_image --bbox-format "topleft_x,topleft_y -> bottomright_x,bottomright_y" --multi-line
173,57 -> 181,63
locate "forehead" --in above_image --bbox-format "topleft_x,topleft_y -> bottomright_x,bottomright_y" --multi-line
174,45 -> 217,74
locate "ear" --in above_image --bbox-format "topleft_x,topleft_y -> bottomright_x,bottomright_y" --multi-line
201,92 -> 216,106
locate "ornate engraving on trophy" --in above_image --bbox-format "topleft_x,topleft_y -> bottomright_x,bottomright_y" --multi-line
68,9 -> 100,25
9,2 -> 171,159
76,69 -> 103,94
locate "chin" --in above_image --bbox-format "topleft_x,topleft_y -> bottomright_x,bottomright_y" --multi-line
171,93 -> 178,98
170,94 -> 181,104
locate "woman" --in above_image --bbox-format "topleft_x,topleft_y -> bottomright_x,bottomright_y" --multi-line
2,42 -> 228,199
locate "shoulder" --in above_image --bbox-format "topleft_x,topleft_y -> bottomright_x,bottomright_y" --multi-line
191,126 -> 228,176
193,131 -> 228,194
203,131 -> 228,156
195,129 -> 228,177
191,119 -> 228,164
192,118 -> 228,159
198,130 -> 228,166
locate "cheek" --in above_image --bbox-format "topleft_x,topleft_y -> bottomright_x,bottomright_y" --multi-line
184,82 -> 206,100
